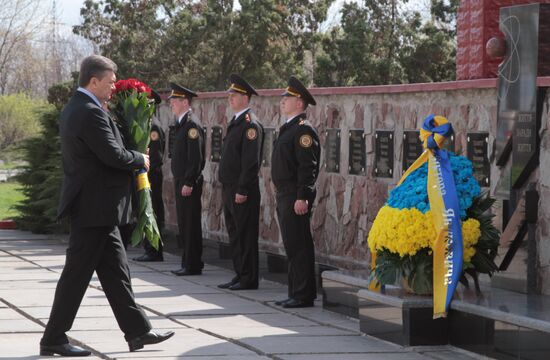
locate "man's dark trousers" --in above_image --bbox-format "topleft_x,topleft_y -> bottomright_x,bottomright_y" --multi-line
174,177 -> 203,271
222,182 -> 260,288
275,190 -> 316,301
41,226 -> 151,345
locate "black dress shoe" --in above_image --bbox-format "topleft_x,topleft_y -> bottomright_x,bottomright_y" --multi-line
171,268 -> 201,276
133,253 -> 163,262
228,282 -> 258,291
128,330 -> 175,352
282,298 -> 314,308
217,278 -> 239,289
39,343 -> 91,356
275,298 -> 291,306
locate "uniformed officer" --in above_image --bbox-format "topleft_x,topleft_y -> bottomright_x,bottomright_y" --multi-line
217,74 -> 264,290
168,83 -> 206,276
271,76 -> 320,308
134,90 -> 165,261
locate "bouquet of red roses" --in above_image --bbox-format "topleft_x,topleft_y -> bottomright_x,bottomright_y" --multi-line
110,78 -> 161,250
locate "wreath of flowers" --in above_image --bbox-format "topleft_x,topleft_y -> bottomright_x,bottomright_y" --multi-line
368,153 -> 499,295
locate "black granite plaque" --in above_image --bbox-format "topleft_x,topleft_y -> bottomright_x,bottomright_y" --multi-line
467,133 -> 490,187
324,129 -> 341,173
374,130 -> 394,178
402,131 -> 422,171
210,126 -> 222,162
511,112 -> 538,188
348,129 -> 366,175
261,128 -> 276,167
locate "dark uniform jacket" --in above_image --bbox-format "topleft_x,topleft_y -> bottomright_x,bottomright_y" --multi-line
57,91 -> 145,227
170,111 -> 205,186
149,119 -> 165,173
271,113 -> 320,200
218,109 -> 264,195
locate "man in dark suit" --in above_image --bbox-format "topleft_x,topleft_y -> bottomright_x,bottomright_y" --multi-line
134,91 -> 165,261
168,83 -> 206,276
271,76 -> 320,308
217,74 -> 264,291
39,55 -> 173,357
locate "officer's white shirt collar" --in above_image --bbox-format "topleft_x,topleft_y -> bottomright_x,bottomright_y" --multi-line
178,109 -> 190,124
233,107 -> 250,121
286,113 -> 302,124
77,87 -> 103,110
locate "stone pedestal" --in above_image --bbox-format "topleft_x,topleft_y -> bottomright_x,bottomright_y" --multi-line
358,287 -> 448,346
322,270 -> 369,318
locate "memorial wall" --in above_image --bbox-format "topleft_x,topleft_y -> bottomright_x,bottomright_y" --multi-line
152,79 -> 550,294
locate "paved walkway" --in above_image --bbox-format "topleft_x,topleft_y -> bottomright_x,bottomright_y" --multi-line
0,230 -> 486,359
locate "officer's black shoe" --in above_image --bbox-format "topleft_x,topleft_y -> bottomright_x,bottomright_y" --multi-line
281,298 -> 314,308
39,343 -> 91,356
274,298 -> 291,306
133,253 -> 163,262
128,330 -> 175,352
217,278 -> 239,289
228,282 -> 258,291
171,268 -> 201,276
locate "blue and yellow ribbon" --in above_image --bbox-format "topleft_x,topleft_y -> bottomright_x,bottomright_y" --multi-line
396,115 -> 461,318
368,115 -> 461,316
136,169 -> 151,192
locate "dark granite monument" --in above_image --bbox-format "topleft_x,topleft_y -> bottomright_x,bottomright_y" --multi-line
374,130 -> 394,178
348,129 -> 366,175
324,129 -> 341,173
210,126 -> 222,162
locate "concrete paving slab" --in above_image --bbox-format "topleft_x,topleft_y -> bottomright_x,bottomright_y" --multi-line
0,318 -> 44,332
239,334 -> 404,355
143,293 -> 279,316
0,333 -> 102,360
281,305 -> 360,332
0,279 -> 60,290
278,354 -> 430,360
176,271 -> 241,287
229,289 -> 289,304
0,230 -> 55,240
0,272 -> 61,281
69,314 -> 183,332
19,305 -> 114,319
131,282 -> 223,296
0,288 -> 109,307
0,307 -> 33,320
70,328 -> 258,358
191,323 -> 356,339
418,349 -> 485,360
176,313 -> 321,329
98,272 -> 210,287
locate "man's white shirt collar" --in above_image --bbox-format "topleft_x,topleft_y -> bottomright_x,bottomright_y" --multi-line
77,87 -> 103,110
178,110 -> 190,124
234,107 -> 250,121
286,114 -> 301,124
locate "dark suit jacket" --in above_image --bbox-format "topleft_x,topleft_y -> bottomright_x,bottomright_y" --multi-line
57,91 -> 145,227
